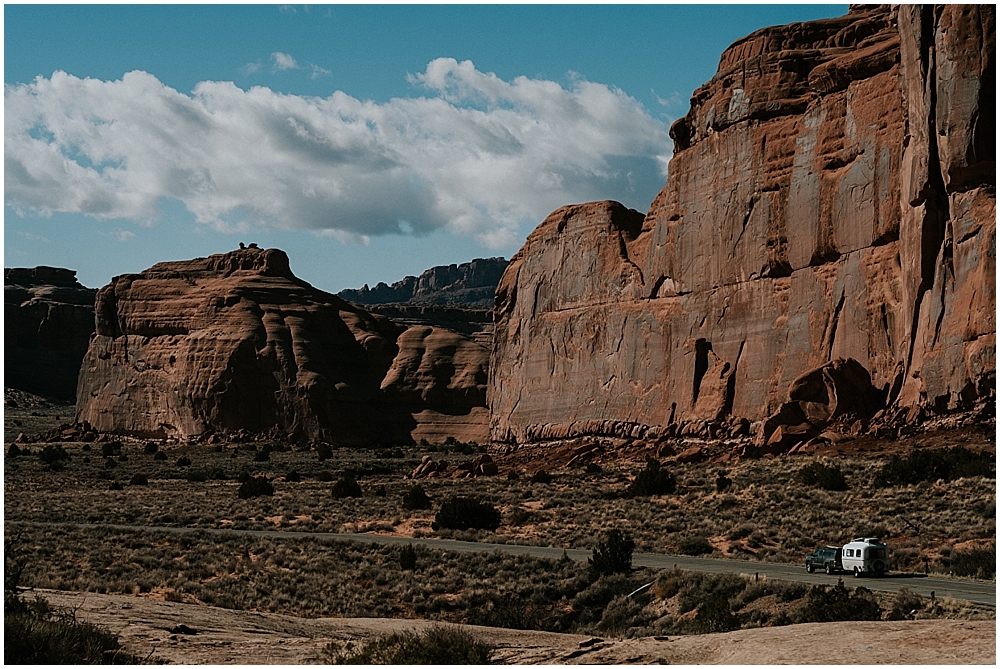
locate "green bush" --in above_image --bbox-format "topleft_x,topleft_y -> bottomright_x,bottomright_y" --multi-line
153,451 -> 167,461
326,625 -> 492,664
253,449 -> 271,462
100,442 -> 120,458
948,546 -> 996,578
887,587 -> 924,620
331,475 -> 363,499
176,456 -> 191,467
128,473 -> 149,486
874,447 -> 994,486
38,445 -> 70,468
238,476 -> 274,499
285,470 -> 301,483
797,461 -> 848,491
434,497 -> 501,531
399,544 -> 418,571
143,442 -> 159,455
626,458 -> 676,497
316,470 -> 334,482
677,535 -> 714,556
794,580 -> 882,623
186,470 -> 207,483
402,484 -> 432,510
588,529 -> 635,578
530,470 -> 553,484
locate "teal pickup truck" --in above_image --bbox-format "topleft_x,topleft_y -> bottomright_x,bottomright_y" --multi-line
805,545 -> 843,574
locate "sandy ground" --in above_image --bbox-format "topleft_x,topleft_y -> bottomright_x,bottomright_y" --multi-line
37,589 -> 995,665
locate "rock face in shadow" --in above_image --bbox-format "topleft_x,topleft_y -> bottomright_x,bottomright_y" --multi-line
491,5 -> 995,444
5,267 -> 97,400
76,248 -> 488,444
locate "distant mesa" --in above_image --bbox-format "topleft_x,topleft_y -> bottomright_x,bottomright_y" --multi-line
338,257 -> 509,310
5,266 -> 97,401
75,246 -> 489,445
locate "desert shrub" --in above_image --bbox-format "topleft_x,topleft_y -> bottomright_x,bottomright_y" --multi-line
186,470 -> 207,483
285,470 -> 301,483
874,447 -> 995,486
797,461 -> 848,491
143,442 -> 159,455
326,625 -> 492,664
887,587 -> 924,620
715,472 -> 733,492
129,473 -> 149,486
793,580 -> 882,623
506,471 -> 520,480
467,592 -> 540,631
530,470 -> 553,484
316,443 -> 333,461
435,497 -> 501,531
399,544 -> 417,571
38,445 -> 70,468
237,470 -> 251,484
597,594 -> 649,636
208,467 -> 228,481
103,458 -> 118,470
374,485 -> 387,497
253,449 -> 270,462
588,529 -> 635,578
585,462 -> 603,474
238,476 -> 274,499
176,456 -> 191,467
693,589 -> 741,633
100,442 -> 120,458
316,470 -> 334,482
331,475 -> 363,499
948,546 -> 996,578
153,451 -> 167,461
402,484 -> 432,510
677,535 -> 714,556
109,481 -> 123,491
7,444 -> 24,458
626,458 -> 676,497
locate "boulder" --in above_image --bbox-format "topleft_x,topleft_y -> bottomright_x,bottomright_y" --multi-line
76,248 -> 489,444
490,6 -> 994,445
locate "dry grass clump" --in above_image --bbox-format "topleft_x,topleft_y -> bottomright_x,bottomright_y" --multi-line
323,625 -> 493,664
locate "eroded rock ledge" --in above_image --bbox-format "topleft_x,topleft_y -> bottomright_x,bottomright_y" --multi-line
491,5 -> 995,446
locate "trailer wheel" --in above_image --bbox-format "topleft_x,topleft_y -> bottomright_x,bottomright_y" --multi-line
874,561 -> 885,576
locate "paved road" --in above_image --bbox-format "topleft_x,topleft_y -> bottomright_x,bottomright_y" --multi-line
17,521 -> 995,607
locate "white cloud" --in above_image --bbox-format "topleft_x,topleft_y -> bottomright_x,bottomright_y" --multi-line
114,229 -> 136,242
309,63 -> 332,79
241,61 -> 262,75
4,60 -> 672,246
271,52 -> 299,71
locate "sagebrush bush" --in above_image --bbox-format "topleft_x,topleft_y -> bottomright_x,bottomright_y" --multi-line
399,544 -> 417,570
153,451 -> 167,461
530,470 -> 553,484
325,625 -> 492,664
948,546 -> 996,578
129,473 -> 149,486
626,458 -> 676,497
794,580 -> 882,623
38,445 -> 70,468
797,461 -> 848,491
238,476 -> 274,499
435,496 -> 500,531
677,535 -> 714,556
874,447 -> 994,486
402,484 -> 432,510
176,456 -> 191,467
331,475 -> 363,499
316,443 -> 333,461
588,529 -> 635,578
887,587 -> 924,620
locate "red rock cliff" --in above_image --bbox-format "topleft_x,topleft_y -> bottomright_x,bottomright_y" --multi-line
491,5 -> 995,444
76,248 -> 488,444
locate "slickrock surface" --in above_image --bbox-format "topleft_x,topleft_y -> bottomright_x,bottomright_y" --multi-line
76,248 -> 488,444
491,5 -> 995,445
339,257 -> 509,308
5,266 -> 97,400
37,589 -> 998,665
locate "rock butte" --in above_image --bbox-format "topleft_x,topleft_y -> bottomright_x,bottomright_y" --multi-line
491,6 -> 995,445
5,266 -> 97,401
76,248 -> 489,444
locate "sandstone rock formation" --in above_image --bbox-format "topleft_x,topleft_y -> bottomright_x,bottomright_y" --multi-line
5,267 -> 97,400
339,257 -> 509,308
76,248 -> 488,444
491,5 -> 995,445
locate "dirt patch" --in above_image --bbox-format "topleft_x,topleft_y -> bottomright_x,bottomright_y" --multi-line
34,589 -> 995,665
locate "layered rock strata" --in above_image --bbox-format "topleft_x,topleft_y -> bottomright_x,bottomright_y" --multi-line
5,267 -> 97,400
491,5 -> 995,444
76,248 -> 488,444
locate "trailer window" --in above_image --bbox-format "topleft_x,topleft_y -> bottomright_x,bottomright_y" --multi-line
871,548 -> 886,559
846,549 -> 853,557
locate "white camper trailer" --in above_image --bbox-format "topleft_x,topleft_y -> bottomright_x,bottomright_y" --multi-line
841,537 -> 889,577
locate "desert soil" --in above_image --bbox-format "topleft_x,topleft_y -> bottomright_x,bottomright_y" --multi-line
37,588 -> 996,665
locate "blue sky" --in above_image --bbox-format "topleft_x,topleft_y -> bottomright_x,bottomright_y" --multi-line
5,3 -> 847,292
